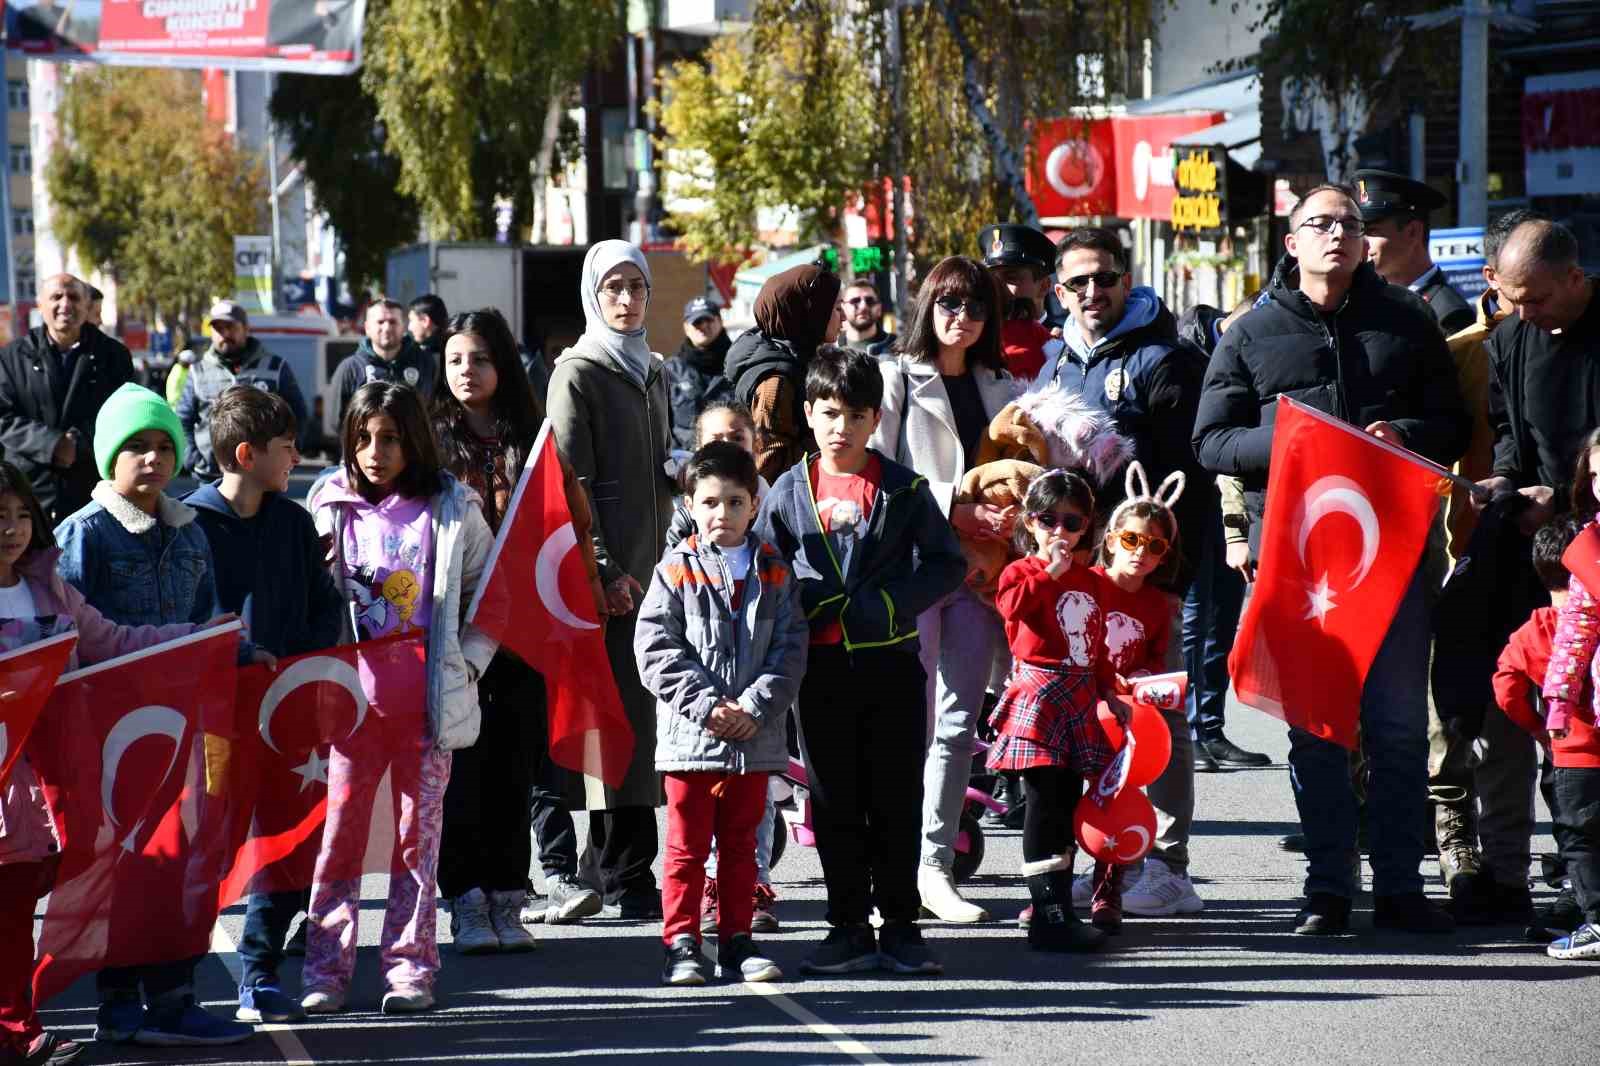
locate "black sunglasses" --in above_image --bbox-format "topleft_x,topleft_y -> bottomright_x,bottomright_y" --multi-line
934,295 -> 990,321
1060,271 -> 1126,295
1031,510 -> 1087,533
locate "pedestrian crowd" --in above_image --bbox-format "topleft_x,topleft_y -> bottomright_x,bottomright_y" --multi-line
1,167 -> 1599,1065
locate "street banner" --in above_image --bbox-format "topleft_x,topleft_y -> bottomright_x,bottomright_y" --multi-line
4,0 -> 367,74
0,631 -> 77,789
467,420 -> 634,789
234,235 -> 274,315
1229,398 -> 1446,750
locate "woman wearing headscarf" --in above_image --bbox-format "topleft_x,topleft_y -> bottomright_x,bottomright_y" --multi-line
546,240 -> 676,918
723,258 -> 845,483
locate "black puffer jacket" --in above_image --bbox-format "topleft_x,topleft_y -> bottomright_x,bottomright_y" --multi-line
664,332 -> 734,450
1193,255 -> 1470,495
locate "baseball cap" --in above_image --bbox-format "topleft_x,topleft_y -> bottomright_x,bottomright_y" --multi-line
207,299 -> 248,326
683,296 -> 720,323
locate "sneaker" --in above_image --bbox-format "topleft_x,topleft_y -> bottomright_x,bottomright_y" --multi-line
544,873 -> 603,925
282,916 -> 308,956
489,889 -> 537,951
662,934 -> 710,986
132,1001 -> 254,1047
878,922 -> 943,975
918,863 -> 989,923
751,883 -> 780,933
1198,733 -> 1271,767
450,887 -> 500,954
22,1032 -> 84,1066
1547,921 -> 1600,960
1294,892 -> 1351,935
93,998 -> 144,1043
236,983 -> 306,1024
381,985 -> 435,1014
300,989 -> 345,1015
1373,892 -> 1456,934
800,924 -> 879,975
720,933 -> 783,982
1122,861 -> 1204,916
701,879 -> 720,934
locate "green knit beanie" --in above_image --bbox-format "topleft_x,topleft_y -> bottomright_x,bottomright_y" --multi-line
94,382 -> 186,479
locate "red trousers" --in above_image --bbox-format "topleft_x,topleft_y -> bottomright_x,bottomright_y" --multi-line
0,862 -> 44,1056
662,772 -> 768,945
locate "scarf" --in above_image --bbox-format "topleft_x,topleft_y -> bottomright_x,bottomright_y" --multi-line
753,261 -> 842,361
571,240 -> 654,385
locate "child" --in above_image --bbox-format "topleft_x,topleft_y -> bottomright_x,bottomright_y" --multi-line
0,462 -> 230,1065
1086,462 -> 1185,933
1495,515 -> 1585,944
636,441 -> 808,985
54,383 -> 255,1047
302,382 -> 497,1014
756,345 -> 965,976
987,468 -> 1127,953
185,386 -> 345,1023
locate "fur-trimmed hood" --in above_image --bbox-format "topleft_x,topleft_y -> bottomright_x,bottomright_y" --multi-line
1013,383 -> 1136,489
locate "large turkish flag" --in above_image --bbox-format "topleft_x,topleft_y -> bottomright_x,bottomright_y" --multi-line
29,624 -> 242,1002
467,422 -> 633,788
1229,398 -> 1447,749
0,631 -> 77,788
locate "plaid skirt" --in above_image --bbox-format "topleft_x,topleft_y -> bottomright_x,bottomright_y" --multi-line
987,661 -> 1113,775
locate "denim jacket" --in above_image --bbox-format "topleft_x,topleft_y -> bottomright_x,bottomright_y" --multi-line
56,482 -> 219,628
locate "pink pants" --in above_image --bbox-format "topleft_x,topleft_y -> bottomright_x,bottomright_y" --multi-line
303,730 -> 452,995
662,772 -> 768,945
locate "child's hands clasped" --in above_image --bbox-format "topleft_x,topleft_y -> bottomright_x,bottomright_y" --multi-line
707,700 -> 758,741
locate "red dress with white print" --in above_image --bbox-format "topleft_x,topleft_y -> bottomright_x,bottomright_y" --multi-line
987,556 -> 1118,774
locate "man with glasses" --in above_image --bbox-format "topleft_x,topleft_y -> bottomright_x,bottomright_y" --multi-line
840,279 -> 896,357
1354,169 -> 1475,337
664,296 -> 735,450
1194,183 -> 1470,936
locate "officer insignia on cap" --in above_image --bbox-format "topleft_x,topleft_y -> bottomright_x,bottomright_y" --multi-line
991,234 -> 1005,259
1357,179 -> 1368,204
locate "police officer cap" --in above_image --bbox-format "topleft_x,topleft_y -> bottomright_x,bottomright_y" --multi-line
1352,169 -> 1449,222
979,224 -> 1056,274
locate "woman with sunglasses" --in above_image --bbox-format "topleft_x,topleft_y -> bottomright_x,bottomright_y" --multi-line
871,256 -> 1020,924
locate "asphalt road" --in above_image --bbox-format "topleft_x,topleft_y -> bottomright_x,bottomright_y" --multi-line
33,701 -> 1598,1066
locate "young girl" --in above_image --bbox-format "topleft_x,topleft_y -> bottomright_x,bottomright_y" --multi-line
667,403 -> 768,548
1084,462 -> 1185,933
302,382 -> 497,1015
987,469 -> 1126,953
0,462 -> 228,1066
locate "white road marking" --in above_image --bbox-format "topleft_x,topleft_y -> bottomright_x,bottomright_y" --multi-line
743,982 -> 887,1064
210,924 -> 316,1065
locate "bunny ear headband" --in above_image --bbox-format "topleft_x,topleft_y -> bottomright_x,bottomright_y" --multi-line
1106,460 -> 1185,532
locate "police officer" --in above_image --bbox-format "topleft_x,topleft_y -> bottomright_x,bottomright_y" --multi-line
979,223 -> 1058,380
1354,169 -> 1475,336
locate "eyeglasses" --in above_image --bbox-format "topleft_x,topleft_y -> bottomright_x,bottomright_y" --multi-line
1060,270 -> 1126,294
1031,510 -> 1087,533
1114,529 -> 1169,556
934,296 -> 990,321
844,296 -> 879,307
599,280 -> 649,301
1296,215 -> 1365,238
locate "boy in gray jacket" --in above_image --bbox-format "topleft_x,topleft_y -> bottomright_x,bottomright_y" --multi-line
635,442 -> 809,986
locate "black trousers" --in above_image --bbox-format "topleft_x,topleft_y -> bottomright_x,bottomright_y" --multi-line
1021,767 -> 1084,863
1552,766 -> 1600,923
529,710 -> 579,880
437,656 -> 542,899
796,645 -> 927,927
578,807 -> 659,903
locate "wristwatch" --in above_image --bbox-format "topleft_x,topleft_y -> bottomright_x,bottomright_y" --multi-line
1221,512 -> 1250,531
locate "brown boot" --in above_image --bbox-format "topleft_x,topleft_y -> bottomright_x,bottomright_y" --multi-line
1090,861 -> 1124,933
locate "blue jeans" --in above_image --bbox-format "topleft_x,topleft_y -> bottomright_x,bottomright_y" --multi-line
1183,506 -> 1245,740
238,890 -> 309,989
1287,567 -> 1430,899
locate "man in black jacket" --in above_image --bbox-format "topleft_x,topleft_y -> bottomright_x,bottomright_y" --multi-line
663,296 -> 734,450
1194,183 -> 1470,937
330,299 -> 437,421
0,273 -> 135,524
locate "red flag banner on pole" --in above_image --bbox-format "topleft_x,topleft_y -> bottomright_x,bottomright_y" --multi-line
218,632 -> 428,907
1229,397 -> 1447,750
29,623 -> 242,1003
0,631 -> 77,789
467,421 -> 634,788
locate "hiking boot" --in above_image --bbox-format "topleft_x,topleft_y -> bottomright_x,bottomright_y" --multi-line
1435,803 -> 1479,888
751,883 -> 780,933
542,873 -> 602,925
489,889 -> 537,951
720,933 -> 783,982
1547,921 -> 1600,960
662,935 -> 710,986
1024,869 -> 1107,953
800,924 -> 879,975
918,863 -> 989,923
701,879 -> 720,934
878,922 -> 944,975
1293,892 -> 1351,935
1373,892 -> 1456,934
1089,862 -> 1124,933
449,888 -> 500,954
1123,860 -> 1204,916
1198,733 -> 1271,768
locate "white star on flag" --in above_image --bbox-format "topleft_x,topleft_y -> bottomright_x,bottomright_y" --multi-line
291,749 -> 330,792
1303,574 -> 1337,624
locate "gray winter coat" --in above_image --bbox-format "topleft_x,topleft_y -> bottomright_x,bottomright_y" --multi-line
635,532 -> 808,774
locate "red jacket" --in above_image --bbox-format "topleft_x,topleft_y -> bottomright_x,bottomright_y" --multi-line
996,556 -> 1117,695
1001,320 -> 1051,381
1497,605 -> 1600,768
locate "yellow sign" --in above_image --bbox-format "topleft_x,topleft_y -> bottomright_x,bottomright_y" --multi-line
1175,151 -> 1219,193
1172,194 -> 1222,232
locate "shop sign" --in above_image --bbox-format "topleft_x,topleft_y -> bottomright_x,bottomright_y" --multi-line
1171,146 -> 1228,234
1523,71 -> 1600,197
1110,112 -> 1224,220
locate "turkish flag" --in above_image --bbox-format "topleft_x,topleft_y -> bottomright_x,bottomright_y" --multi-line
467,422 -> 634,788
0,631 -> 77,788
217,632 -> 427,906
28,624 -> 242,1003
1229,398 -> 1447,750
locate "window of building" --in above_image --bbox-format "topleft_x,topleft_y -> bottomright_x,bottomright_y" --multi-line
9,144 -> 30,173
7,81 -> 28,112
14,270 -> 34,297
12,210 -> 33,236
601,109 -> 630,191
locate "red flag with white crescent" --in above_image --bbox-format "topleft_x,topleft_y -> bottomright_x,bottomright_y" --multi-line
467,421 -> 634,788
28,624 -> 242,1003
217,632 -> 427,906
1229,397 -> 1446,750
0,631 -> 77,788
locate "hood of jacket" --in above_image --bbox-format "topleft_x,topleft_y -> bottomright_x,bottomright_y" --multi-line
1175,303 -> 1228,359
672,330 -> 732,376
1062,286 -> 1168,363
724,328 -> 801,394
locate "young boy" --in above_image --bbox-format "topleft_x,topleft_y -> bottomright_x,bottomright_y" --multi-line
185,386 -> 345,1022
635,441 -> 808,986
53,383 -> 254,1047
756,346 -> 965,976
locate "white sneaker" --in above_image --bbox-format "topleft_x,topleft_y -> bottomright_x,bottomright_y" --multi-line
917,863 -> 990,923
450,888 -> 500,954
1122,861 -> 1204,916
489,890 -> 537,952
381,985 -> 435,1014
300,989 -> 345,1015
1071,872 -> 1092,906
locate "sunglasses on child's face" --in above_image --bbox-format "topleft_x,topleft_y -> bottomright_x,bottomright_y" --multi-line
1032,510 -> 1087,533
1114,529 -> 1169,556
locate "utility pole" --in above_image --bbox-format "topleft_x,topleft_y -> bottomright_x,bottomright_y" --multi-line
1457,0 -> 1490,227
886,0 -> 909,320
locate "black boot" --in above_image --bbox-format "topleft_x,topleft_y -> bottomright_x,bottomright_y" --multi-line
1024,870 -> 1106,953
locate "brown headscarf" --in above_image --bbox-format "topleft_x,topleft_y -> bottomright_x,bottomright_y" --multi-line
753,261 -> 842,360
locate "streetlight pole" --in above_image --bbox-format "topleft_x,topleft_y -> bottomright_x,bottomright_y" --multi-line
1457,0 -> 1490,227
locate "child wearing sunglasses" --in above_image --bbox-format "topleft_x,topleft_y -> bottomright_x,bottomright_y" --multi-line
987,469 -> 1129,953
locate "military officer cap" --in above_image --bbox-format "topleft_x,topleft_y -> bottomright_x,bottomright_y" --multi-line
1352,169 -> 1449,222
979,224 -> 1057,275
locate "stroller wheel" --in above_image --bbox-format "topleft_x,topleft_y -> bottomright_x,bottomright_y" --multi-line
952,811 -> 986,883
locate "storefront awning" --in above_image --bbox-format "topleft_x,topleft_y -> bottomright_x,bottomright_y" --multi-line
1172,113 -> 1261,170
1131,71 -> 1262,172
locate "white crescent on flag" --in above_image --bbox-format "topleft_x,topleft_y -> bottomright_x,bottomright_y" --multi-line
536,521 -> 599,632
100,705 -> 188,852
258,656 -> 369,753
